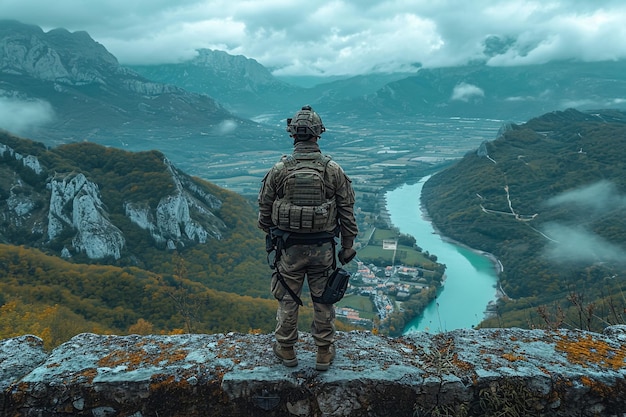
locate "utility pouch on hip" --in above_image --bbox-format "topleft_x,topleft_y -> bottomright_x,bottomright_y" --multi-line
311,268 -> 350,304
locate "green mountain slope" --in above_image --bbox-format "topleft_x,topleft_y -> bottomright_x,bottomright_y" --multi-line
0,244 -> 277,349
421,109 -> 626,330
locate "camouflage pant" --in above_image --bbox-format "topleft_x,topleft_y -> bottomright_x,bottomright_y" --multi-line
271,241 -> 335,347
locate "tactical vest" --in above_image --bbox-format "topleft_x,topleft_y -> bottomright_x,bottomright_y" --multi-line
271,153 -> 337,233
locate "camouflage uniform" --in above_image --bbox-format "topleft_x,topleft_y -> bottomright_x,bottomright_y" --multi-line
258,139 -> 358,348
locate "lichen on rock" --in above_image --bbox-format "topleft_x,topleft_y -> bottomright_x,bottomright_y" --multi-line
1,327 -> 625,416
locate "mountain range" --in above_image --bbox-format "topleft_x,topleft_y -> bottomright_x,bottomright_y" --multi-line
3,19 -> 626,162
129,50 -> 411,119
346,60 -> 626,121
0,20 -> 282,161
129,47 -> 626,124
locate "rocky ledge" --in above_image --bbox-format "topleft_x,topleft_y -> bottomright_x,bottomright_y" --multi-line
1,327 -> 625,417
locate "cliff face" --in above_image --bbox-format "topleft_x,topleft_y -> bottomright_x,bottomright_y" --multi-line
0,21 -> 119,85
2,327 -> 625,417
0,139 -> 227,259
46,172 -> 125,259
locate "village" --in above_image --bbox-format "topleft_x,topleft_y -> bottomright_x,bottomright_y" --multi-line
334,260 -> 433,328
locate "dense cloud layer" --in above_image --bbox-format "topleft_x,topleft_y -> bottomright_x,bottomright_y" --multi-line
2,1 -> 626,75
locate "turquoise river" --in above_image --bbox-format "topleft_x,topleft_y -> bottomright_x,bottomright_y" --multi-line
385,177 -> 500,334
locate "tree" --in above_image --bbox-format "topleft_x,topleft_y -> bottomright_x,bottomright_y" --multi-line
158,252 -> 202,333
128,318 -> 154,335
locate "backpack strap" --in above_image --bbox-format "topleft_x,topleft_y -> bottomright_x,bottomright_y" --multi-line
268,228 -> 304,306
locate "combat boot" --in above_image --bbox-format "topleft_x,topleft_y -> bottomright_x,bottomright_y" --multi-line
273,343 -> 298,367
315,344 -> 336,371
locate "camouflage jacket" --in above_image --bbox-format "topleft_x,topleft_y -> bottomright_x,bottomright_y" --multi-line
257,140 -> 358,248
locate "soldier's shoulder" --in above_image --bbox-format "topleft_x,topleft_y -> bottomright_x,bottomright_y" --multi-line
272,154 -> 292,170
326,159 -> 344,171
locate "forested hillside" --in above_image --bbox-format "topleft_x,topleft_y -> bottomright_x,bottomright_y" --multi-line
0,132 -> 292,347
422,109 -> 626,331
0,244 -> 278,349
1,131 -> 271,294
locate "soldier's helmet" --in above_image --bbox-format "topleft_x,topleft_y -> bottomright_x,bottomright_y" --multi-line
286,105 -> 326,142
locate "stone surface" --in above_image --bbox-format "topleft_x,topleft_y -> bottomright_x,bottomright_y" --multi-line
1,328 -> 625,416
0,335 -> 48,416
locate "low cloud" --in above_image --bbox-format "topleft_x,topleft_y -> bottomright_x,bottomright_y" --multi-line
542,223 -> 625,265
0,97 -> 55,135
545,180 -> 626,213
451,83 -> 485,102
215,119 -> 237,135
541,180 -> 626,265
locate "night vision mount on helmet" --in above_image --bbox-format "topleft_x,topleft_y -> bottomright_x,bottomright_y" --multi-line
286,105 -> 326,141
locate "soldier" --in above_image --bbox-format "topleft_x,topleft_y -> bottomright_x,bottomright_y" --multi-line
258,105 -> 358,371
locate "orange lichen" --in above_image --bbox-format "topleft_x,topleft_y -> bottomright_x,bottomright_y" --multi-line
73,367 -> 98,383
451,352 -> 474,372
97,341 -> 188,371
149,374 -> 190,391
555,332 -> 626,371
580,376 -> 593,387
10,382 -> 29,402
580,375 -> 621,398
502,353 -> 526,362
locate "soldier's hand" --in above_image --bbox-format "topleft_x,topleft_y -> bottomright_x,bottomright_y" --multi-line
338,247 -> 356,265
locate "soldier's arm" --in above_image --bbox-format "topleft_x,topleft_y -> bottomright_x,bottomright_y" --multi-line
257,169 -> 277,234
332,164 -> 359,248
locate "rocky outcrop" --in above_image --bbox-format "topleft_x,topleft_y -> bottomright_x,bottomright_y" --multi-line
0,143 -> 43,174
1,136 -> 229,260
1,21 -> 185,95
0,21 -> 118,85
2,139 -> 129,259
2,327 -> 625,416
47,173 -> 125,260
124,158 -> 226,249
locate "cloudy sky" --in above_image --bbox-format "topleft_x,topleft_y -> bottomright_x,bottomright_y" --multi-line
2,0 -> 626,76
